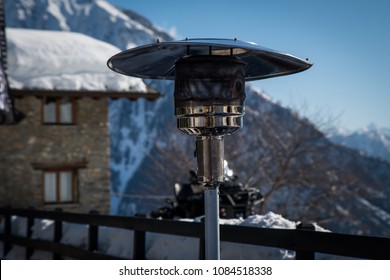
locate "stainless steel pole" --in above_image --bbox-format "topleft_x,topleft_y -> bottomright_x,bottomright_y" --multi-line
196,136 -> 223,260
204,187 -> 220,260
204,188 -> 220,260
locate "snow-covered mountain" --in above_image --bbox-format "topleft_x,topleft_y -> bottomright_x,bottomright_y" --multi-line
5,0 -> 390,238
328,124 -> 390,163
4,0 -> 171,49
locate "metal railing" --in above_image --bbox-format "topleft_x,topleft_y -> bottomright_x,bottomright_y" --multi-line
1,207 -> 389,260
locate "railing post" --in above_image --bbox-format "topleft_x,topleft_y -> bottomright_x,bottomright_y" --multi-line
198,217 -> 205,260
199,238 -> 205,260
133,230 -> 146,260
295,223 -> 316,260
25,207 -> 35,259
53,208 -> 63,260
3,205 -> 12,258
133,215 -> 146,260
88,210 -> 99,253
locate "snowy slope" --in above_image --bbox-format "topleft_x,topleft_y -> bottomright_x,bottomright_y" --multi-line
328,124 -> 390,163
6,27 -> 146,92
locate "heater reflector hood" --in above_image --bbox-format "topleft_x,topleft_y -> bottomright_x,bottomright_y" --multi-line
107,38 -> 312,81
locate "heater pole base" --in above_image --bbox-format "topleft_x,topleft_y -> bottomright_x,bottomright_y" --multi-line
204,187 -> 220,260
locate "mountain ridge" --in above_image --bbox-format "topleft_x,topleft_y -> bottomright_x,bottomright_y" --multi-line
328,124 -> 390,163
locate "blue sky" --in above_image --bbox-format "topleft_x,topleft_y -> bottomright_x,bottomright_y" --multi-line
108,0 -> 390,131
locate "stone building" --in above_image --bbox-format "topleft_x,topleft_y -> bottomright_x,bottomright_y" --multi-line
0,28 -> 158,214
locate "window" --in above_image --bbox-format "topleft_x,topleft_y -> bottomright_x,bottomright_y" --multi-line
42,97 -> 76,124
42,170 -> 76,203
32,162 -> 87,204
43,170 -> 75,203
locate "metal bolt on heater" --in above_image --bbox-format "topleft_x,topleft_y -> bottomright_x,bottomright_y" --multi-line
107,38 -> 312,260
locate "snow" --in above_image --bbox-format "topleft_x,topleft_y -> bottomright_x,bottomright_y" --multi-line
357,198 -> 390,225
6,27 -> 147,92
0,212 -> 328,260
327,124 -> 390,163
108,96 -> 164,215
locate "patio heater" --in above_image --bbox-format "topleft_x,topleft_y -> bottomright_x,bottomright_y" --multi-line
107,38 -> 312,259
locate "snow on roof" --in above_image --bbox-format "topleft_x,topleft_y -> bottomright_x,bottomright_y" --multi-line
6,28 -> 147,92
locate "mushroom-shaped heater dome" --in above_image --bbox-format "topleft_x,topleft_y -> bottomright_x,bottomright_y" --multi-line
107,37 -> 312,261
107,38 -> 312,81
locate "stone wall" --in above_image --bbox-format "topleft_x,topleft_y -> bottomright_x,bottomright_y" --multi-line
0,96 -> 110,214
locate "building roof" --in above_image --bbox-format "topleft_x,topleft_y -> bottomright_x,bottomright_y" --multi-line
6,28 -> 159,100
